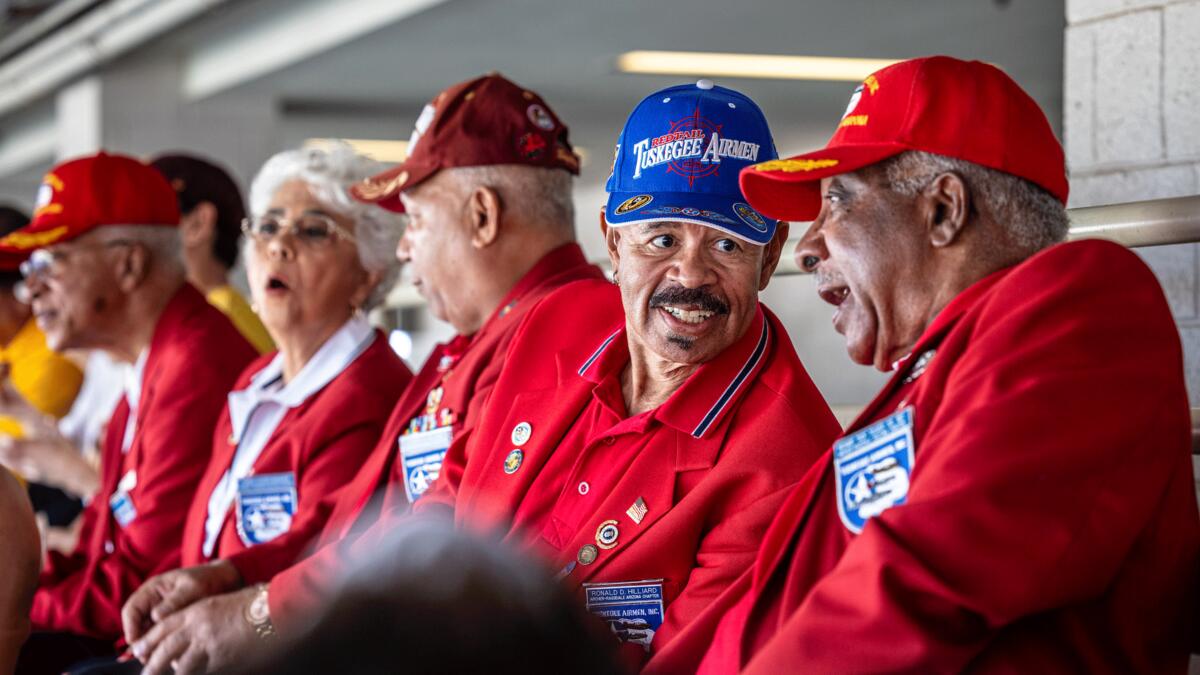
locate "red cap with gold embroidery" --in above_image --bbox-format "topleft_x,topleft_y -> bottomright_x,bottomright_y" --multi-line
0,151 -> 180,255
350,73 -> 581,213
739,56 -> 1068,222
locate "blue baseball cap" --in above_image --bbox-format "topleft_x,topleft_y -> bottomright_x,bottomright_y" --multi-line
605,80 -> 779,245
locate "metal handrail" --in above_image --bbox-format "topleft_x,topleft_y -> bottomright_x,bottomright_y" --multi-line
773,194 -> 1200,275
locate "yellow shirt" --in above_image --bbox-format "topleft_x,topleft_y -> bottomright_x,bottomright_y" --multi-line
0,319 -> 84,437
206,285 -> 275,355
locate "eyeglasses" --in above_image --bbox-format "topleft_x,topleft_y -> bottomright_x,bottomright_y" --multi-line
20,240 -> 133,281
241,214 -> 357,246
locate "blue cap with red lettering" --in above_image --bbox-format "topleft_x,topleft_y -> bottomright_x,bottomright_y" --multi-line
605,80 -> 779,245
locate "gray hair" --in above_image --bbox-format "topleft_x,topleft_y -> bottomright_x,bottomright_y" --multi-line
880,151 -> 1068,253
99,225 -> 184,276
447,165 -> 575,233
248,142 -> 404,310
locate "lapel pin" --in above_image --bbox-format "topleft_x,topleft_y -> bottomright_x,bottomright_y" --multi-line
577,544 -> 599,565
511,421 -> 533,446
503,449 -> 524,474
626,497 -> 648,525
595,519 -> 620,549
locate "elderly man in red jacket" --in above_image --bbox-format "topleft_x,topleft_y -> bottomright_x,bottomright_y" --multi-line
646,55 -> 1200,675
120,74 -> 606,674
439,81 -> 839,668
1,152 -> 257,672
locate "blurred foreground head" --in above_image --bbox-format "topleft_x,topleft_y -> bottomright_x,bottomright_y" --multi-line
236,519 -> 625,675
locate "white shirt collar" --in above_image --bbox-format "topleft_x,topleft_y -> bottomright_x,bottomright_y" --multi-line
227,316 -> 374,442
124,350 -> 149,414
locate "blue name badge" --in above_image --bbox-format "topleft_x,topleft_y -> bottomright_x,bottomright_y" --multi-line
399,426 -> 452,502
834,407 -> 916,534
109,491 -> 136,528
583,579 -> 665,652
235,472 -> 296,547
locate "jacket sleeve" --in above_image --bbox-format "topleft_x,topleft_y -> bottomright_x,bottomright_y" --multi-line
225,419 -> 388,584
31,357 -> 241,638
744,249 -> 1193,673
655,480 -> 800,655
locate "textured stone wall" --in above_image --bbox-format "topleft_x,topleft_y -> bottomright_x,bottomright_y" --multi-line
1066,0 -> 1200,397
1064,0 -> 1200,603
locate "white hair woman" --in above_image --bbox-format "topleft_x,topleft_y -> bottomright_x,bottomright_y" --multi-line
126,143 -> 412,630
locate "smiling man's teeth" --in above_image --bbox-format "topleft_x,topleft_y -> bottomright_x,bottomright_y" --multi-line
663,306 -> 715,324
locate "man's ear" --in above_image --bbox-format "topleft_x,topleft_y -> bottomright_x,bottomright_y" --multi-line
921,172 -> 970,248
180,202 -> 218,249
115,243 -> 151,293
467,186 -> 503,248
758,222 -> 790,290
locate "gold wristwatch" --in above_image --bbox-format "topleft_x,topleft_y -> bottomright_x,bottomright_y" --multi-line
244,583 -> 277,641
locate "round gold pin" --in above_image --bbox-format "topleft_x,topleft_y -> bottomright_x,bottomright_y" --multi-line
503,449 -> 523,474
577,544 -> 599,565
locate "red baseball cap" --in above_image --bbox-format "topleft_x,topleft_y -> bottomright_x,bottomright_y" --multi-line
739,56 -> 1068,222
0,152 -> 180,255
351,73 -> 581,212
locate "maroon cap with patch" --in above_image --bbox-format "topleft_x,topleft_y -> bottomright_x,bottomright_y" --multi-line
350,73 -> 581,213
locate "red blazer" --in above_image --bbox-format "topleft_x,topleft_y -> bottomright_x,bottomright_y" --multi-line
180,333 -> 411,581
261,244 -> 605,634
661,240 -> 1200,674
446,280 -> 840,663
31,284 -> 257,639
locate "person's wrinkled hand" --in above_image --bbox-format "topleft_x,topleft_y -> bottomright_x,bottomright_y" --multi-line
132,586 -> 261,675
122,561 -> 244,646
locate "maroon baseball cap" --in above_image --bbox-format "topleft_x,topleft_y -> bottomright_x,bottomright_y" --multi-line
351,73 -> 581,213
739,56 -> 1069,222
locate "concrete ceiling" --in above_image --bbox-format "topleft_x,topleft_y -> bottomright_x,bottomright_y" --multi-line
182,0 -> 1066,159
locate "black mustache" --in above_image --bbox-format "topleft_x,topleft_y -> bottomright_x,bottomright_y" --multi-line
648,286 -> 730,315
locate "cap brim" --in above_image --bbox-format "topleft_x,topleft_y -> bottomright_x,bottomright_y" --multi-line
606,191 -> 777,245
349,161 -> 441,214
739,143 -> 906,221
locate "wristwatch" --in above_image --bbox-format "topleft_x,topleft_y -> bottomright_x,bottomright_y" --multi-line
243,583 -> 277,641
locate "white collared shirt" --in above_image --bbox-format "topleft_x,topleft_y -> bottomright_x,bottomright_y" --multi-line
120,350 -> 148,453
201,316 -> 375,557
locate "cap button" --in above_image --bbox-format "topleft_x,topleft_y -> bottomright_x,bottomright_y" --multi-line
696,79 -> 715,90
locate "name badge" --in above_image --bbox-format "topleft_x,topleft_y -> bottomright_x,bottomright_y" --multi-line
109,491 -> 136,527
834,407 -> 916,534
583,579 -> 665,652
399,426 -> 452,502
235,472 -> 296,546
